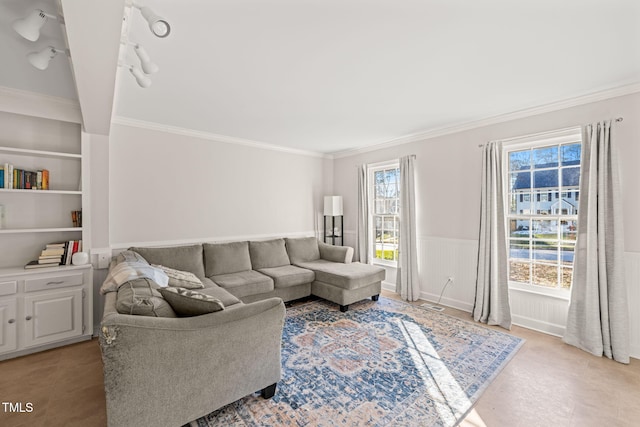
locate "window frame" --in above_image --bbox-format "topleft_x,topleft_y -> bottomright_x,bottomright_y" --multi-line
368,160 -> 400,268
502,128 -> 582,299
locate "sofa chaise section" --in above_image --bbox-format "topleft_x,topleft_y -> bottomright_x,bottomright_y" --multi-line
285,237 -> 385,312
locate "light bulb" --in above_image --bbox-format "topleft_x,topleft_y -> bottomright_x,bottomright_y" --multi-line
129,66 -> 152,88
133,44 -> 159,74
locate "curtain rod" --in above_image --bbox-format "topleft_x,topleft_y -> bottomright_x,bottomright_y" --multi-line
477,117 -> 624,147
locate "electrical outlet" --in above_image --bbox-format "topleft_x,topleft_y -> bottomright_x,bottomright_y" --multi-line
448,276 -> 455,285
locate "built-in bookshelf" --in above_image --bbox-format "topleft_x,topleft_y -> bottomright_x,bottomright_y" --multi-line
0,111 -> 84,269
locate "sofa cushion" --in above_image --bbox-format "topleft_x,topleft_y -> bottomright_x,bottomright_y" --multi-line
130,245 -> 205,278
100,261 -> 169,294
152,264 -> 204,289
257,265 -> 315,289
249,239 -> 291,269
210,270 -> 274,298
285,237 -> 320,264
198,282 -> 242,307
204,241 -> 252,276
159,287 -> 225,316
295,260 -> 385,290
116,278 -> 177,318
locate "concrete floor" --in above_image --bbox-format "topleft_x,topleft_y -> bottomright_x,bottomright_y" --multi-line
1,290 -> 638,427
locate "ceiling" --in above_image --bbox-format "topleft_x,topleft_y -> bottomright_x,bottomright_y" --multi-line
1,0 -> 640,155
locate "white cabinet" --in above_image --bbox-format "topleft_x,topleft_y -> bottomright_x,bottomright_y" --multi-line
0,297 -> 17,354
0,265 -> 92,361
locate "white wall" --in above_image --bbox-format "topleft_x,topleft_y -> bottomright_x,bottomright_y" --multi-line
108,123 -> 331,247
332,91 -> 640,358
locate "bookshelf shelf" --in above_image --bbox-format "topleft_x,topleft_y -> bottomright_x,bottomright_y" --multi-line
0,188 -> 81,195
0,146 -> 81,159
0,227 -> 82,234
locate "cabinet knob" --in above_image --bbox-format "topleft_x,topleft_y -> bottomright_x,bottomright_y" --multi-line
8,319 -> 15,324
25,316 -> 32,321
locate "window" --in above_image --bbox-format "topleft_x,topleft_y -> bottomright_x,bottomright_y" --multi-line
506,130 -> 581,291
369,162 -> 400,265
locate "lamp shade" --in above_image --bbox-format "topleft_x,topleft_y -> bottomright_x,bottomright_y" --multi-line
324,196 -> 343,216
13,9 -> 49,42
139,6 -> 171,38
129,65 -> 152,88
27,47 -> 58,70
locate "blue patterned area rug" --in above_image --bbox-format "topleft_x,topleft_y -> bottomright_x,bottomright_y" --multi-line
191,297 -> 524,426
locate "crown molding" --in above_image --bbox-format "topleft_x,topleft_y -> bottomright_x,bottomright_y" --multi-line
111,116 -> 331,159
0,86 -> 82,124
331,82 -> 640,159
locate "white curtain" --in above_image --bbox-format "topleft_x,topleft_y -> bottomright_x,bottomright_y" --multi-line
356,164 -> 370,263
474,141 -> 512,330
396,155 -> 420,301
563,120 -> 629,364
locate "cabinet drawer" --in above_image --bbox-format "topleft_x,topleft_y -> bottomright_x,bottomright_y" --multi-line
0,281 -> 17,296
24,273 -> 84,292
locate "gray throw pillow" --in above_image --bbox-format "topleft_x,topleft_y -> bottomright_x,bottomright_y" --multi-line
159,287 -> 225,316
116,278 -> 177,318
152,264 -> 204,289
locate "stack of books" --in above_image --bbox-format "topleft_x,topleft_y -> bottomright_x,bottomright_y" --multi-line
0,163 -> 49,190
24,240 -> 83,269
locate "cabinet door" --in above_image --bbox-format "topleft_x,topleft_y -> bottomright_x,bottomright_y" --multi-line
22,288 -> 83,348
0,298 -> 17,354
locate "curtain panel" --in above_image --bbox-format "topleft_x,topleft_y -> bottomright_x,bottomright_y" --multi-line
474,141 -> 512,330
563,120 -> 630,364
356,164 -> 370,264
396,155 -> 420,301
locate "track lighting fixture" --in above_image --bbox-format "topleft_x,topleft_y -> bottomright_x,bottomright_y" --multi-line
27,46 -> 67,70
132,1 -> 171,38
12,9 -> 60,42
119,63 -> 152,88
122,41 -> 159,74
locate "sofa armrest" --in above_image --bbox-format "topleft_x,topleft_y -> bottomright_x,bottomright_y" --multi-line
318,241 -> 354,264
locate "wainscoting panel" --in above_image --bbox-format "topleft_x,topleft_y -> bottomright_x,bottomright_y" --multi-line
626,252 -> 640,359
509,289 -> 568,337
418,237 -> 477,312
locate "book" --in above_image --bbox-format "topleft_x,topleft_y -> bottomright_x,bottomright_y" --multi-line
25,260 -> 57,269
39,255 -> 62,260
41,169 -> 49,190
0,167 -> 3,188
3,163 -> 7,189
40,248 -> 65,256
45,243 -> 66,249
8,164 -> 13,189
37,171 -> 42,190
64,240 -> 75,265
38,258 -> 61,265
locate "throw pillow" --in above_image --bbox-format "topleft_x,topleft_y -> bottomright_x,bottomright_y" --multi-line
152,264 -> 204,289
116,278 -> 177,318
115,250 -> 149,265
159,287 -> 225,316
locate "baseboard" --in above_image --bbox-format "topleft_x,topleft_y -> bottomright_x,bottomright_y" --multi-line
511,314 -> 565,337
419,291 -> 474,313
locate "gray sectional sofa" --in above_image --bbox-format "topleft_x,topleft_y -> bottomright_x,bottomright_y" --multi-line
99,236 -> 385,427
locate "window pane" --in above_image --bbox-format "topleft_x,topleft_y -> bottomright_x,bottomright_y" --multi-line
533,189 -> 556,215
561,192 -> 579,215
532,263 -> 558,287
561,220 -> 577,240
532,219 -> 558,238
510,172 -> 530,192
533,240 -> 557,262
533,146 -> 558,168
509,261 -> 530,283
561,144 -> 581,166
374,200 -> 384,214
562,167 -> 580,187
561,244 -> 575,266
533,169 -> 558,189
561,267 -> 573,289
510,240 -> 530,260
509,150 -> 531,171
510,219 -> 530,238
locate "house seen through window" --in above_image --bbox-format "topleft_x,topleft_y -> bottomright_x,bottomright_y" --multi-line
505,132 -> 581,290
369,162 -> 400,265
